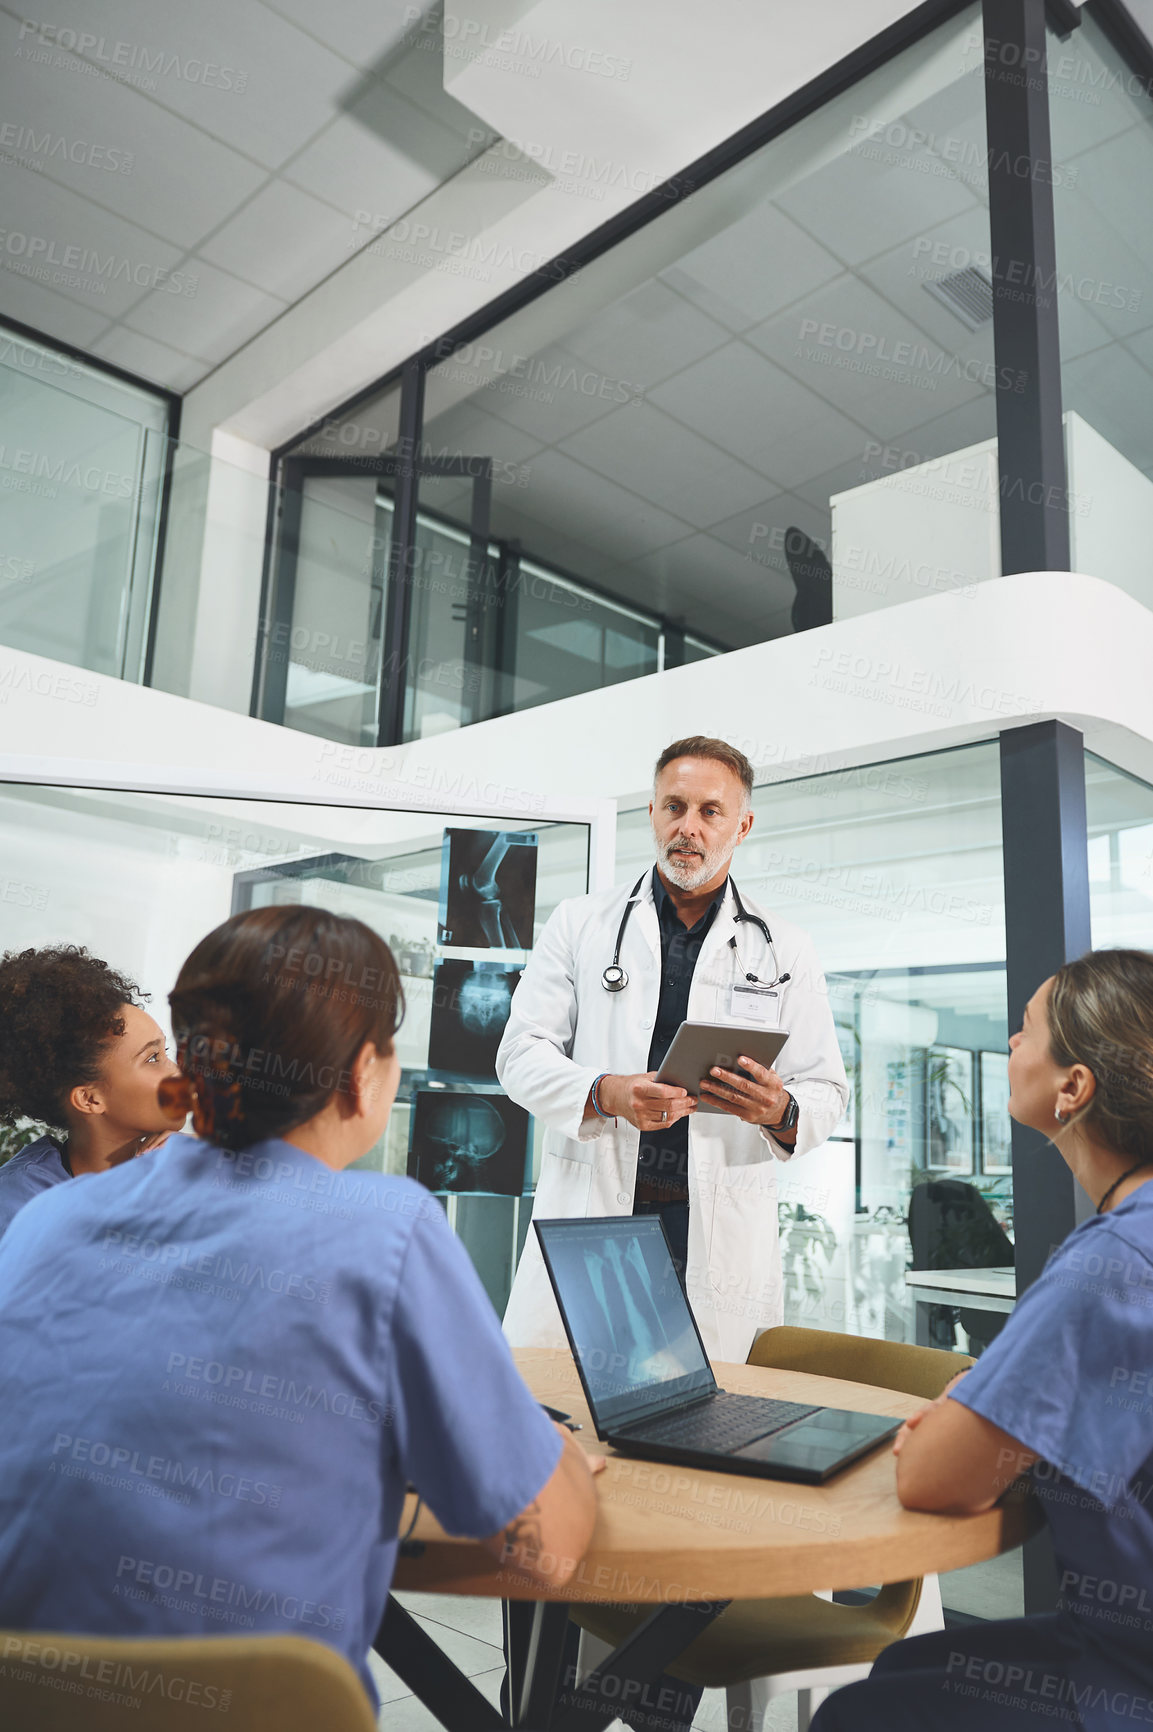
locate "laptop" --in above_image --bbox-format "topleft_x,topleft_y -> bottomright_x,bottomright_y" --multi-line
534,1216 -> 900,1484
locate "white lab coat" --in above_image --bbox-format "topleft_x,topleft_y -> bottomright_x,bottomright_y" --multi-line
498,875 -> 849,1363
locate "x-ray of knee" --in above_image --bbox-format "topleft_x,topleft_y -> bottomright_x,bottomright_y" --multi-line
438,828 -> 538,951
428,960 -> 522,1077
407,1090 -> 530,1195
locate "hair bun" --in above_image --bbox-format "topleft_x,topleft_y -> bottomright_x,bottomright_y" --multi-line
157,1073 -> 196,1122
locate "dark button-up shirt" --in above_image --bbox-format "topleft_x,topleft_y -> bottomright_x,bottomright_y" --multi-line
634,867 -> 727,1204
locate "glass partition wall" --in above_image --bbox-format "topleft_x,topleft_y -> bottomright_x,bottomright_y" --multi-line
619,741 -> 1008,1349
0,325 -> 172,680
1047,11 -> 1153,611
262,1 -> 1000,745
0,779 -> 591,1317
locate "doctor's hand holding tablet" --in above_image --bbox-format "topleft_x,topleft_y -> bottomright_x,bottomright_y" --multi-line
591,1036 -> 794,1130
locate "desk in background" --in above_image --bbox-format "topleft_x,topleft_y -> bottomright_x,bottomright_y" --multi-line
905,1265 -> 1016,1348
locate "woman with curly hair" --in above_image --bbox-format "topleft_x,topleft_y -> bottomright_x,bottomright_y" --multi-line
0,944 -> 181,1237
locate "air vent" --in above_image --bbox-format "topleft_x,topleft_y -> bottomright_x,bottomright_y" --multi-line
923,265 -> 994,332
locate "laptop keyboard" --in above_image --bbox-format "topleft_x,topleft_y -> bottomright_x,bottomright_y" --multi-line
627,1392 -> 820,1452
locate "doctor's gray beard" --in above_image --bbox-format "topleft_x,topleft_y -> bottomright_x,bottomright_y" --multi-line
652,823 -> 739,892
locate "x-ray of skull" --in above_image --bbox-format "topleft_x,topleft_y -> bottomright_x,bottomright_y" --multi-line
407,1090 -> 530,1195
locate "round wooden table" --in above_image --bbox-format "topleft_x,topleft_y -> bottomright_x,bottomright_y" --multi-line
393,1347 -> 1040,1603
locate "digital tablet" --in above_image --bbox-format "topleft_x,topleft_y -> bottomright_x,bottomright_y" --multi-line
655,1021 -> 789,1113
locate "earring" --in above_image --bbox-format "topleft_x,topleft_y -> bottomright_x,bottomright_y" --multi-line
1054,1107 -> 1069,1125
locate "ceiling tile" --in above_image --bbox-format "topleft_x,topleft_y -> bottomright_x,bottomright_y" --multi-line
257,0 -> 417,73
562,279 -> 730,390
121,257 -> 287,364
30,0 -> 366,170
560,400 -> 770,528
497,449 -> 690,562
89,326 -> 204,391
198,179 -> 356,300
0,270 -> 111,349
422,399 -> 543,465
461,343 -> 627,444
746,274 -> 988,442
776,121 -> 977,269
659,200 -> 843,333
649,341 -> 867,490
0,166 -> 184,319
0,12 -> 267,249
284,112 -> 444,228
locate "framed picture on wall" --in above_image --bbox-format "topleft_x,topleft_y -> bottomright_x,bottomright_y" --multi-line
925,1044 -> 975,1172
979,1050 -> 1013,1174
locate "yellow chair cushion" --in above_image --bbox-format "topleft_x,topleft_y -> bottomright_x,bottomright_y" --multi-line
0,1631 -> 377,1732
574,1581 -> 921,1689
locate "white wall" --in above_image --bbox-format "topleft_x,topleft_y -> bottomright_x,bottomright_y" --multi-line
831,414 -> 1153,620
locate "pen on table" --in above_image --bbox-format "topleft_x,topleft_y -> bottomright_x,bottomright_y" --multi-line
540,1403 -> 582,1431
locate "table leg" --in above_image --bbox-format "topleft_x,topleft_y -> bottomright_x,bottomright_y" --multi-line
515,1600 -> 576,1728
374,1594 -> 507,1732
548,1602 -> 729,1732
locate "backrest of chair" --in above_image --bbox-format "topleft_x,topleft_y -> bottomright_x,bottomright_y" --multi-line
907,1178 -> 1014,1272
749,1325 -> 973,1400
0,1632 -> 377,1732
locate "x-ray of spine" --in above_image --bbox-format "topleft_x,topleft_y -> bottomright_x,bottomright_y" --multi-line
427,960 -> 522,1078
408,1090 -> 529,1195
438,829 -> 538,950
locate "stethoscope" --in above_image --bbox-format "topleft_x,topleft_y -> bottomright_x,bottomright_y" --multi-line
602,872 -> 790,993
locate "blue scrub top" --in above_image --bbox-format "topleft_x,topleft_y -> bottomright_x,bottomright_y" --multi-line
0,1135 -> 561,1698
956,1180 -> 1153,1731
0,1134 -> 70,1239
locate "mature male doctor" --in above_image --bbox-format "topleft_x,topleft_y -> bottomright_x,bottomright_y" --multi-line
499,736 -> 848,1364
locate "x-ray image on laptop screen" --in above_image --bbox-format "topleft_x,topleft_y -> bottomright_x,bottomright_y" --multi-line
535,1218 -> 715,1432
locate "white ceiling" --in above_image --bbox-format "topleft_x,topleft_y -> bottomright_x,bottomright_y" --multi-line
396,12 -> 1153,652
4,0 -> 1152,668
0,0 -> 494,389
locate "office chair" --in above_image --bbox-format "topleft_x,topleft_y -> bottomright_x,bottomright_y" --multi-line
784,528 -> 833,633
907,1178 -> 1014,1352
0,1631 -> 377,1731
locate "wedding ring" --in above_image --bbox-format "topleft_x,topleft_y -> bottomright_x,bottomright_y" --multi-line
660,1110 -> 668,1122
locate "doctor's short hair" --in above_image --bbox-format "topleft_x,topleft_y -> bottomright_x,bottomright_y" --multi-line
654,737 -> 755,809
1045,948 -> 1153,1160
162,906 -> 403,1151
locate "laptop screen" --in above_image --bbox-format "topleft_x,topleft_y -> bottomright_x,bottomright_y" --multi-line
535,1217 -> 715,1433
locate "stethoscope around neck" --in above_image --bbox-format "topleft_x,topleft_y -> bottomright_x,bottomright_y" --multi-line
601,872 -> 790,992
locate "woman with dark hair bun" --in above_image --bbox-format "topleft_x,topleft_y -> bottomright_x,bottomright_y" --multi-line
0,944 -> 181,1238
813,949 -> 1153,1732
0,906 -> 600,1705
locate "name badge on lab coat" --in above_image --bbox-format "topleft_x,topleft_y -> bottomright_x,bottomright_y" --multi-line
729,985 -> 780,1026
